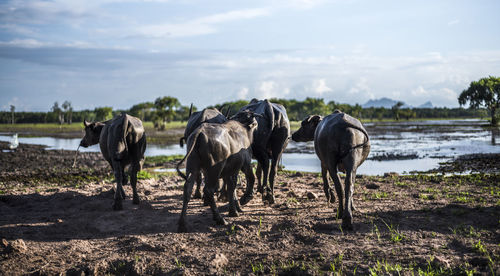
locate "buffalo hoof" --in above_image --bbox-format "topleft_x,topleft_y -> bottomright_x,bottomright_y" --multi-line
112,200 -> 123,211
240,194 -> 253,205
341,221 -> 354,231
203,196 -> 210,206
193,190 -> 202,199
216,217 -> 228,226
263,192 -> 275,205
329,191 -> 336,203
218,193 -> 228,202
177,223 -> 188,233
257,185 -> 264,194
228,210 -> 239,217
335,209 -> 343,219
132,196 -> 140,205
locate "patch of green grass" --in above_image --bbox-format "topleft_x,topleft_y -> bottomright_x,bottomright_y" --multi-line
372,191 -> 389,200
174,257 -> 184,269
394,181 -> 409,187
329,254 -> 344,274
287,197 -> 299,204
279,259 -> 305,272
226,224 -> 237,236
472,240 -> 496,275
251,262 -> 264,274
419,193 -> 436,200
137,170 -> 153,180
144,154 -> 184,166
0,122 -> 84,133
369,260 -> 403,276
382,220 -> 405,243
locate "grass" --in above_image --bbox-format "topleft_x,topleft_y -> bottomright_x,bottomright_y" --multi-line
372,191 -> 389,200
137,170 -> 154,180
382,220 -> 405,243
174,257 -> 184,269
251,262 -> 264,274
144,154 -> 184,166
0,121 -> 186,136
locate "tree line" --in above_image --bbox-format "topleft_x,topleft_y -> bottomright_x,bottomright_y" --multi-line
0,96 -> 487,126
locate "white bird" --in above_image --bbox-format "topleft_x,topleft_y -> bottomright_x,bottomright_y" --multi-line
9,133 -> 18,150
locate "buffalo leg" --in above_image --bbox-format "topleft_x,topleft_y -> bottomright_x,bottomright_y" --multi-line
177,172 -> 197,233
130,162 -> 140,204
206,174 -> 227,226
112,161 -> 124,211
193,173 -> 202,199
328,161 -> 344,219
240,163 -> 256,205
321,164 -> 335,204
254,150 -> 271,203
256,164 -> 263,194
226,175 -> 239,217
342,158 -> 356,231
268,133 -> 288,204
218,179 -> 228,202
120,171 -> 127,199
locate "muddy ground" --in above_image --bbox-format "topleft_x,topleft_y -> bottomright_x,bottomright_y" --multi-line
0,142 -> 499,275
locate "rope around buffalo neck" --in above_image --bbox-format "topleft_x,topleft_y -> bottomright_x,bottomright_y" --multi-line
72,145 -> 80,168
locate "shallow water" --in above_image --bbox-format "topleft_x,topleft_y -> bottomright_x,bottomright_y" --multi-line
1,119 -> 499,175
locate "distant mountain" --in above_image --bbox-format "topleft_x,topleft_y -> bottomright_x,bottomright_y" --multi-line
362,97 -> 404,108
417,101 -> 433,108
362,97 -> 433,109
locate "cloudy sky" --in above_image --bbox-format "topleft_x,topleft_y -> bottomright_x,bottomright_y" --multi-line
1,0 -> 499,111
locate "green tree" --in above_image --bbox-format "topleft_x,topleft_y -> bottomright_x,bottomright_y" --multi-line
94,107 -> 113,121
62,101 -> 73,124
391,101 -> 404,121
154,96 -> 180,123
459,76 -> 500,126
10,105 -> 15,124
129,102 -> 154,121
51,102 -> 64,124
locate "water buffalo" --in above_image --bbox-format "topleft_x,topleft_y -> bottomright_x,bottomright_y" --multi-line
179,105 -> 229,199
291,111 -> 370,230
80,113 -> 146,210
176,111 -> 258,232
236,99 -> 290,205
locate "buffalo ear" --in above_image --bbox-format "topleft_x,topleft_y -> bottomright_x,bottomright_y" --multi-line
309,115 -> 321,125
248,119 -> 258,129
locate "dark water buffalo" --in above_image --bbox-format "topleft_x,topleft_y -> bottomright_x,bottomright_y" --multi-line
291,111 -> 370,230
80,113 -> 147,210
176,111 -> 258,232
236,99 -> 290,204
179,105 -> 229,199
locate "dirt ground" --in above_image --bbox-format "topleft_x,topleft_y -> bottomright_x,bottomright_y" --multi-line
0,141 -> 499,275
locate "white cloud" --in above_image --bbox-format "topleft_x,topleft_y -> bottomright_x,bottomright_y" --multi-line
279,0 -> 328,10
255,80 -> 290,99
237,87 -> 249,99
411,86 -> 428,96
136,8 -> 270,38
448,19 -> 460,26
311,79 -> 331,96
0,39 -> 47,48
349,77 -> 369,94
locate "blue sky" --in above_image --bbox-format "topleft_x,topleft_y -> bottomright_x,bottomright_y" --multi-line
1,0 -> 499,111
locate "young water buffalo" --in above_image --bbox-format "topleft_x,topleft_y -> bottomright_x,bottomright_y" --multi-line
79,113 -> 146,210
176,111 -> 258,232
291,111 -> 370,230
236,99 -> 290,205
179,105 -> 229,199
